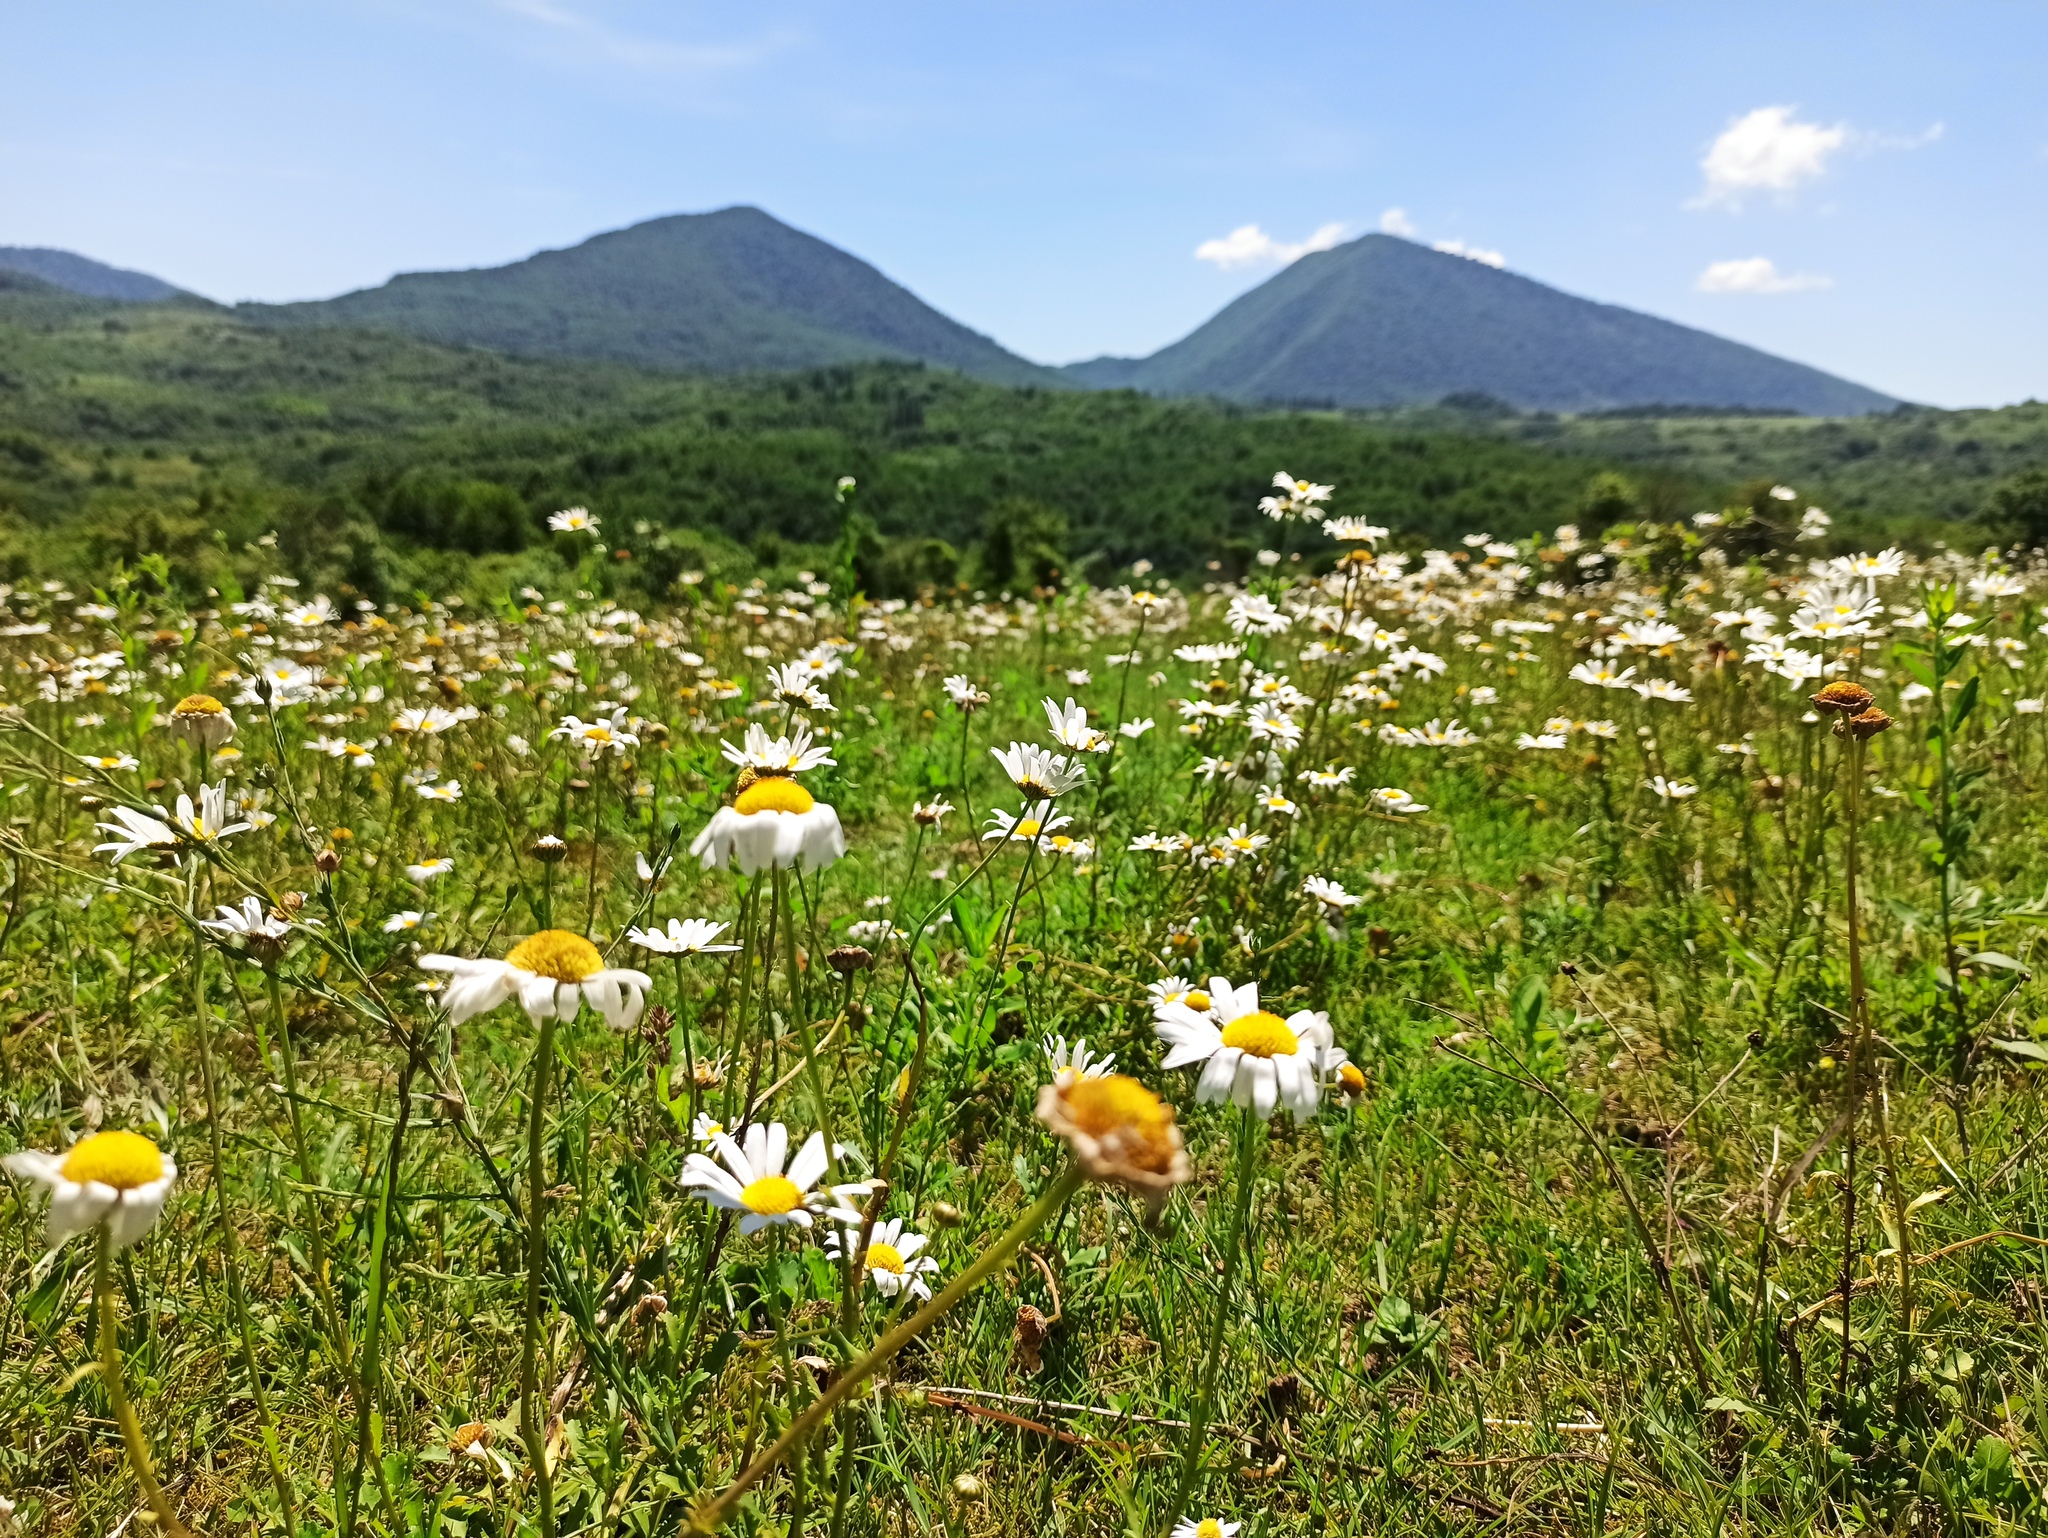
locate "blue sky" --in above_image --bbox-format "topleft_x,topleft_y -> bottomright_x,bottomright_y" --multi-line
4,1 -> 2044,407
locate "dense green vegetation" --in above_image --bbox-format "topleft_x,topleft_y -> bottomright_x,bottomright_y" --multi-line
2,279 -> 2046,609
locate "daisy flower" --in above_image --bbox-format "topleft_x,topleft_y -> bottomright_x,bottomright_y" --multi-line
1302,875 -> 1362,910
1043,1034 -> 1115,1087
551,708 -> 639,758
1119,718 -> 1156,739
548,506 -> 599,533
990,742 -> 1088,801
911,798 -> 954,828
418,930 -> 652,1029
91,805 -> 180,864
1368,787 -> 1429,815
766,661 -> 835,713
1154,977 -> 1346,1123
985,805 -> 1073,843
416,780 -> 464,803
679,1123 -> 858,1235
720,721 -> 836,776
826,1217 -> 941,1300
384,910 -> 433,933
1647,776 -> 1699,800
690,1112 -> 728,1148
407,856 -> 456,882
1297,764 -> 1356,787
198,895 -> 294,948
169,693 -> 236,749
77,752 -> 140,772
629,917 -> 741,955
1043,696 -> 1110,754
1148,976 -> 1212,1012
690,772 -> 846,875
4,1130 -> 176,1251
1172,1519 -> 1242,1538
1252,785 -> 1299,818
943,674 -> 990,710
392,705 -> 470,735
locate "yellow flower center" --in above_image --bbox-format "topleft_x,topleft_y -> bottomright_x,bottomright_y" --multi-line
450,1422 -> 491,1452
1184,990 -> 1212,1012
1220,1011 -> 1298,1058
1339,1063 -> 1367,1093
60,1130 -> 165,1190
504,929 -> 604,982
866,1241 -> 906,1274
740,1175 -> 803,1215
1198,1523 -> 1225,1538
735,777 -> 816,816
173,693 -> 226,716
1062,1075 -> 1179,1175
1014,818 -> 1042,838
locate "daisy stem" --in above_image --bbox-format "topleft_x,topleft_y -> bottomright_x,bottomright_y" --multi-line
688,1166 -> 1086,1534
95,1225 -> 194,1538
1165,1106 -> 1262,1532
520,1013 -> 560,1538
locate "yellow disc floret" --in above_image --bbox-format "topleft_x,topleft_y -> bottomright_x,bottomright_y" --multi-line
504,929 -> 604,982
735,777 -> 816,816
172,693 -> 227,716
61,1130 -> 166,1190
740,1175 -> 803,1215
865,1241 -> 906,1274
1197,1521 -> 1225,1538
1185,989 -> 1212,1012
1062,1075 -> 1179,1176
1014,818 -> 1043,838
1219,1010 -> 1299,1058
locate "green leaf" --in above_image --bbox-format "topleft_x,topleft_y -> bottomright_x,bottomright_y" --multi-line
1951,675 -> 1980,730
1967,951 -> 2028,971
1989,1038 -> 2048,1062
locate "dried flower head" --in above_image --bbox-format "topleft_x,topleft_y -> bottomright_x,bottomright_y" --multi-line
1035,1073 -> 1190,1217
1809,680 -> 1875,715
1841,706 -> 1895,741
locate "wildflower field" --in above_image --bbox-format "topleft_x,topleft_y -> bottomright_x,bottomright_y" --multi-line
6,477 -> 2048,1536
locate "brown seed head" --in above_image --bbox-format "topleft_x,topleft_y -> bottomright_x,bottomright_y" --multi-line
827,944 -> 873,975
1810,680 -> 1875,715
1841,706 -> 1895,741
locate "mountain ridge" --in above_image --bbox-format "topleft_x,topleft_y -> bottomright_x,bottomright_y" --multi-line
0,246 -> 191,303
237,206 -> 1067,389
1061,234 -> 1897,416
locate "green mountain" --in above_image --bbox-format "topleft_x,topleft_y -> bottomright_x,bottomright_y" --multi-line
240,206 -> 1064,388
1063,234 -> 1897,416
0,245 -> 190,302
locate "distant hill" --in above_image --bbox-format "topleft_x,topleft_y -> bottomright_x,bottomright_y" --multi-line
0,246 -> 189,302
240,206 -> 1065,389
1063,234 -> 1897,416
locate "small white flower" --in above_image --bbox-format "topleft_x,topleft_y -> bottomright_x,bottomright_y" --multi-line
1043,696 -> 1110,754
1154,977 -> 1345,1123
1043,1034 -> 1115,1087
198,895 -> 294,944
1647,776 -> 1698,800
990,741 -> 1088,801
416,779 -> 464,802
552,708 -> 639,758
825,1217 -> 940,1299
406,856 -> 456,882
629,918 -> 741,955
384,910 -> 433,933
548,506 -> 599,533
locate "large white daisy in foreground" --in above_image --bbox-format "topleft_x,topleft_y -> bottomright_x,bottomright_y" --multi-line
418,930 -> 652,1029
3,1130 -> 177,1251
1153,977 -> 1345,1123
680,1123 -> 863,1235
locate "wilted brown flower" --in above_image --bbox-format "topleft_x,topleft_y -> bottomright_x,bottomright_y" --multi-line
827,944 -> 873,975
1810,681 -> 1875,715
1841,706 -> 1894,741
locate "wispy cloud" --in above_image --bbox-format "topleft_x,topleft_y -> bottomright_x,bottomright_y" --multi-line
1194,221 -> 1347,270
489,0 -> 793,75
1377,206 -> 1418,238
1432,238 -> 1505,268
1696,256 -> 1832,295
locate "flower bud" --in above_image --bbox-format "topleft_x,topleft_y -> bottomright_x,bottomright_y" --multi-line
316,848 -> 342,874
827,944 -> 873,975
531,834 -> 569,863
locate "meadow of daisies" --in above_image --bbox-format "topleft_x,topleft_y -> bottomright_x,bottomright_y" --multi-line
5,477 -> 2048,1535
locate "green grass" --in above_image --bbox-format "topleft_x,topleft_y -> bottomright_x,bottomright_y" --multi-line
3,505 -> 2048,1535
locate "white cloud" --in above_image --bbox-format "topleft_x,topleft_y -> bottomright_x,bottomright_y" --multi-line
1378,207 -> 1418,238
1693,105 -> 1848,208
1696,257 -> 1832,295
1194,221 -> 1347,270
1432,238 -> 1505,269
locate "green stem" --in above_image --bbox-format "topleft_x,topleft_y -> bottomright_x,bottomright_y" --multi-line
522,1013 -> 561,1538
96,1226 -> 195,1537
688,1167 -> 1086,1534
1165,1108 -> 1261,1531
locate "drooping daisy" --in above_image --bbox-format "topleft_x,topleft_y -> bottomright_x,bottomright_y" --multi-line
1043,1034 -> 1115,1087
91,805 -> 180,864
765,661 -> 835,713
418,930 -> 652,1029
679,1123 -> 857,1235
690,766 -> 845,875
198,895 -> 294,949
169,692 -> 236,750
1154,977 -> 1346,1123
825,1218 -> 941,1300
943,674 -> 989,711
3,1130 -> 177,1251
628,917 -> 741,955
